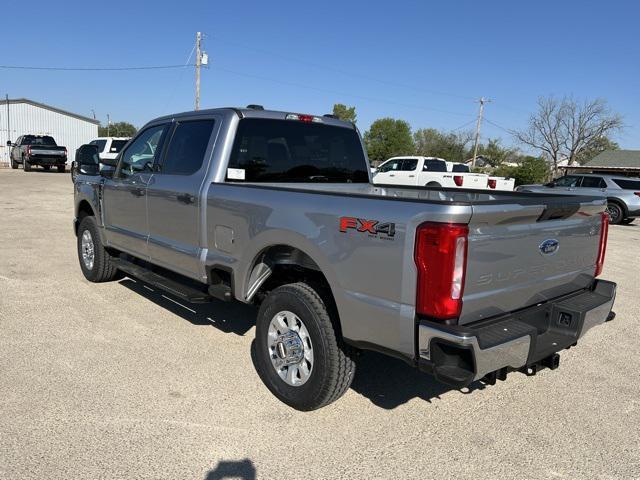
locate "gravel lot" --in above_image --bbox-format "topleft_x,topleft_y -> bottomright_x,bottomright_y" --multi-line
1,168 -> 639,480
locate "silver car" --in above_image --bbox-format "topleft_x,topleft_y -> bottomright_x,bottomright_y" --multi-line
518,173 -> 640,224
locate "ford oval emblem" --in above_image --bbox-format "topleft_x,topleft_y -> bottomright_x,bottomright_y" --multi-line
539,239 -> 559,256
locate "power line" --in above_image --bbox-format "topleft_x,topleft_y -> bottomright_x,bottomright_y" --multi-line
212,65 -> 474,118
209,35 -> 477,102
0,64 -> 193,71
451,118 -> 477,131
484,118 -> 512,133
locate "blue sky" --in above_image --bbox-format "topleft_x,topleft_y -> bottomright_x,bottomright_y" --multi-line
3,0 -> 639,148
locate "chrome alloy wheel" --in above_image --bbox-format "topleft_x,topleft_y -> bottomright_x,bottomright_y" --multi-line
267,310 -> 314,386
81,230 -> 95,270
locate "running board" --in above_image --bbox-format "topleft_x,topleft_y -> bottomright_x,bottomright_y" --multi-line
111,258 -> 214,303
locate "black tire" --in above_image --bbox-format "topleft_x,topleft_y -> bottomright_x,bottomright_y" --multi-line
254,282 -> 356,411
77,216 -> 120,282
426,182 -> 442,187
57,165 -> 66,173
71,166 -> 77,183
606,201 -> 624,225
23,157 -> 31,172
621,218 -> 635,225
10,156 -> 18,169
43,165 -> 50,171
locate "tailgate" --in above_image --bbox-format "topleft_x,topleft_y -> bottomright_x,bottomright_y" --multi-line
462,174 -> 488,189
459,195 -> 606,324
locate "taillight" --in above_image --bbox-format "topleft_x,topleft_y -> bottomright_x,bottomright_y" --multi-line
595,211 -> 609,277
414,222 -> 468,320
63,147 -> 68,156
453,175 -> 464,187
285,113 -> 323,123
26,146 -> 31,155
488,179 -> 497,189
634,192 -> 640,197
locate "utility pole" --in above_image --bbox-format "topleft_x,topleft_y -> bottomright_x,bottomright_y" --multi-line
472,97 -> 490,169
6,94 -> 10,143
195,31 -> 201,110
107,114 -> 110,137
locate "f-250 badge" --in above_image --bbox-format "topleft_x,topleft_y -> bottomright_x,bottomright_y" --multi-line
339,217 -> 396,239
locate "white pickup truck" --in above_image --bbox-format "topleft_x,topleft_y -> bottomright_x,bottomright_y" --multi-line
448,162 -> 515,191
373,156 -> 488,189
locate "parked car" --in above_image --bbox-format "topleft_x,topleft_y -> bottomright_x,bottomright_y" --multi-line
8,135 -> 67,172
448,162 -> 515,191
373,156 -> 489,189
516,173 -> 640,224
74,106 -> 616,411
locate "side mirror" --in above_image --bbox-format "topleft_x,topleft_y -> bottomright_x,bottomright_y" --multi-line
6,140 -> 12,147
544,182 -> 555,188
75,144 -> 100,176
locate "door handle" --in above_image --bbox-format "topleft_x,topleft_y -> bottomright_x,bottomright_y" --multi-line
389,174 -> 395,177
177,193 -> 195,204
131,187 -> 145,197
408,175 -> 415,177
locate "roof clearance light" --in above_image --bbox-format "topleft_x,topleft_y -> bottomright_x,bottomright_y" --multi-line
286,113 -> 323,123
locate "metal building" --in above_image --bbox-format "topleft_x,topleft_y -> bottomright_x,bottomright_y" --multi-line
0,98 -> 100,165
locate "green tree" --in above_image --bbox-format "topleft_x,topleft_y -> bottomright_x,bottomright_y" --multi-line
472,138 -> 515,167
332,103 -> 357,123
364,118 -> 414,163
494,156 -> 550,186
575,136 -> 619,165
413,128 -> 472,162
98,121 -> 137,137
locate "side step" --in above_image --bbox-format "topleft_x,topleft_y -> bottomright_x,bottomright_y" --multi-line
112,258 -> 214,303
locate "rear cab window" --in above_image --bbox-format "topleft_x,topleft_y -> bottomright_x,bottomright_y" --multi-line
110,140 -> 128,153
90,140 -> 107,153
452,164 -> 470,172
226,119 -> 368,183
22,135 -> 56,146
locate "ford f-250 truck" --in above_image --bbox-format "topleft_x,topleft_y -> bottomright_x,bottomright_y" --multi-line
8,135 -> 67,172
73,106 -> 616,411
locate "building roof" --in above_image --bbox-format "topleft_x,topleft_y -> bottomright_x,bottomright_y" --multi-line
0,98 -> 100,125
584,150 -> 640,169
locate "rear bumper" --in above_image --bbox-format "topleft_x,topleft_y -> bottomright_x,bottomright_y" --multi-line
418,279 -> 616,387
28,156 -> 66,165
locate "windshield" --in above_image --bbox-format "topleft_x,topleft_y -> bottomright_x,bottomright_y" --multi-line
227,119 -> 368,183
452,164 -> 470,172
22,136 -> 56,146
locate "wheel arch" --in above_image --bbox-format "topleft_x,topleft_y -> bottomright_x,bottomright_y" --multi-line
607,197 -> 628,216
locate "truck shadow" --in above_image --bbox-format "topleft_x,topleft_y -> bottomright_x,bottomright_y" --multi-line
350,351 -> 486,409
119,278 -> 256,336
120,277 -> 485,409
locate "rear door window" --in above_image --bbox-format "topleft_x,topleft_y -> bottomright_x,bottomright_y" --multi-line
423,159 -> 447,172
90,139 -> 107,153
159,119 -> 215,176
580,176 -> 606,188
227,118 -> 368,182
612,178 -> 640,189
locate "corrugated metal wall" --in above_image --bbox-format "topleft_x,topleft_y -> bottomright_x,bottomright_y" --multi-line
0,101 -> 98,164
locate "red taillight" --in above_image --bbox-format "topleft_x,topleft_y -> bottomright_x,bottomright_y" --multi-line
634,192 -> 640,197
26,146 -> 31,155
414,222 -> 468,320
63,147 -> 68,156
453,175 -> 464,187
488,179 -> 497,189
595,212 -> 609,277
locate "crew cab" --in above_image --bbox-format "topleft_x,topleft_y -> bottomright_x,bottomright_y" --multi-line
373,156 -> 488,189
8,135 -> 67,172
89,137 -> 130,162
73,106 -> 616,411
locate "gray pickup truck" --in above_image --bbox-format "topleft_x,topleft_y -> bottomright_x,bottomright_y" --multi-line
8,135 -> 68,172
73,106 -> 616,410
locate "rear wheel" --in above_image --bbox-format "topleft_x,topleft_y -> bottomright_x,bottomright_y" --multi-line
43,165 -> 50,171
426,182 -> 442,188
23,157 -> 31,172
57,165 -> 66,173
254,282 -> 356,411
77,216 -> 120,282
621,217 -> 635,225
606,202 -> 624,225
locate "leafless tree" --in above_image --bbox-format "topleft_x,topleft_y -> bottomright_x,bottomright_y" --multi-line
512,96 -> 623,174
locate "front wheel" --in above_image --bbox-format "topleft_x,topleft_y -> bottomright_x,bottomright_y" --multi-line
77,216 -> 120,282
254,282 -> 356,411
606,202 -> 624,225
23,157 -> 31,172
10,156 -> 18,169
621,217 -> 635,225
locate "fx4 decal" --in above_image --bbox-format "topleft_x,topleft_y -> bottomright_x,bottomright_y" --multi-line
339,217 -> 396,239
